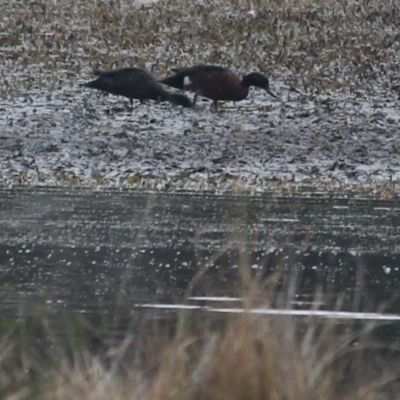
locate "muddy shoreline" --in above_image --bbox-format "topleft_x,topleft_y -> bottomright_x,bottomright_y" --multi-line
0,88 -> 399,193
1,0 -> 399,193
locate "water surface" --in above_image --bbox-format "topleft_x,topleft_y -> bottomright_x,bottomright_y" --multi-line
1,188 -> 399,325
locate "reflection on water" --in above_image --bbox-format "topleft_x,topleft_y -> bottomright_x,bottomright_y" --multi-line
139,302 -> 400,320
0,187 -> 400,330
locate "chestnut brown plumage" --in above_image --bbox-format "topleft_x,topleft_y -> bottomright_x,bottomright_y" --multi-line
160,65 -> 277,111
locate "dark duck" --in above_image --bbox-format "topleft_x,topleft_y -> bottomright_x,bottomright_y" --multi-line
160,65 -> 277,111
80,67 -> 192,108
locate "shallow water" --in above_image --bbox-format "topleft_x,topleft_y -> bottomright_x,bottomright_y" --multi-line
1,187 -> 400,332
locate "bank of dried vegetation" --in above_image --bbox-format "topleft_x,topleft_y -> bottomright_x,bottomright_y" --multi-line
0,0 -> 399,93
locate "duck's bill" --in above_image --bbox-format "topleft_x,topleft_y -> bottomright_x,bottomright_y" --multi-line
265,87 -> 278,98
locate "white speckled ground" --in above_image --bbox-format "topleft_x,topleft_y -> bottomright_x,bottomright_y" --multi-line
1,80 -> 400,193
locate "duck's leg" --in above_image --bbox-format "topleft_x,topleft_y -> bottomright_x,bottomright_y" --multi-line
192,92 -> 198,107
97,91 -> 108,101
213,100 -> 218,112
125,98 -> 134,111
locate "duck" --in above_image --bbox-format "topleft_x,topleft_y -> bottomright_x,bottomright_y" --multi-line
80,67 -> 192,108
160,65 -> 277,111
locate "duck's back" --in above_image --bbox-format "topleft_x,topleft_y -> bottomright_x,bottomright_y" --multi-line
172,65 -> 226,76
161,65 -> 226,89
89,68 -> 166,101
161,65 -> 248,101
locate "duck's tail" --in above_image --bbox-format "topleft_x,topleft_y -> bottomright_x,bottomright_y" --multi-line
79,80 -> 98,89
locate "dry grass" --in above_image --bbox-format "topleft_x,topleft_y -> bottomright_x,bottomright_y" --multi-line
0,298 -> 399,400
0,0 -> 399,94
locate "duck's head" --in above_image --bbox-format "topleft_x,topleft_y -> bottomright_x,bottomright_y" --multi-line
242,72 -> 277,98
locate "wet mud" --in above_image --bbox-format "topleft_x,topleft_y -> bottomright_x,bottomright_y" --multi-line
0,0 -> 400,191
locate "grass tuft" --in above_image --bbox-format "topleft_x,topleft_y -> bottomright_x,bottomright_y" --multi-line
0,294 -> 399,399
